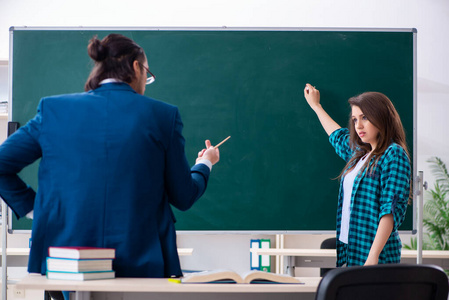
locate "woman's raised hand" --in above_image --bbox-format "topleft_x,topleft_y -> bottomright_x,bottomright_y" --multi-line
304,83 -> 321,110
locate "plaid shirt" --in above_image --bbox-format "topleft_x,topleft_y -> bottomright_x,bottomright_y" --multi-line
329,128 -> 411,266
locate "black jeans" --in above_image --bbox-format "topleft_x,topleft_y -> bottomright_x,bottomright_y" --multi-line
46,291 -> 64,300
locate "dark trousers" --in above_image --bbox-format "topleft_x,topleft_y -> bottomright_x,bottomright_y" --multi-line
45,291 -> 64,300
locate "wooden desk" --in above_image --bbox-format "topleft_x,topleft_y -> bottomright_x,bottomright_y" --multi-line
2,248 -> 197,300
17,274 -> 321,300
250,248 -> 449,275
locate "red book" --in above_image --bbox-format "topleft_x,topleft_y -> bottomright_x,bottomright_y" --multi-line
48,247 -> 115,259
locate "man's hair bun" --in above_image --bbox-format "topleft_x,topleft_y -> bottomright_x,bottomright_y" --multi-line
87,36 -> 109,62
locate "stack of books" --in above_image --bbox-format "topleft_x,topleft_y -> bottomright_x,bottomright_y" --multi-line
46,246 -> 116,280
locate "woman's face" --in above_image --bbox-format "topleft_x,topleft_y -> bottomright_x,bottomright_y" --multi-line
351,105 -> 380,150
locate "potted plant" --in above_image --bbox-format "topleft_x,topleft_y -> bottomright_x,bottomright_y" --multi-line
404,157 -> 449,250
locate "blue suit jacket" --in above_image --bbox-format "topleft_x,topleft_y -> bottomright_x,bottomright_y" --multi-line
0,82 -> 210,277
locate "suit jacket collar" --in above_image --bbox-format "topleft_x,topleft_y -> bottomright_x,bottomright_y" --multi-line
92,82 -> 137,94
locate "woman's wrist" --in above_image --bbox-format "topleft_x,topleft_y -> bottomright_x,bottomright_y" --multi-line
311,103 -> 323,112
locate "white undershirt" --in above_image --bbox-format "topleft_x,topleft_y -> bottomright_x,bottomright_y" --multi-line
99,78 -> 122,84
340,155 -> 368,244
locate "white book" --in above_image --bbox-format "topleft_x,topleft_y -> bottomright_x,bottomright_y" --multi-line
46,257 -> 113,272
181,269 -> 302,284
46,270 -> 115,281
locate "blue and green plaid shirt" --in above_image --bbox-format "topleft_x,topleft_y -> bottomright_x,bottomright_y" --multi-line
329,128 -> 411,266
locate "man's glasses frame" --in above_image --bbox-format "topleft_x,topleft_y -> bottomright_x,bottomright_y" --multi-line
140,63 -> 156,85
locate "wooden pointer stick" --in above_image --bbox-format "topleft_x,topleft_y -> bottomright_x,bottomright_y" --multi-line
214,136 -> 231,148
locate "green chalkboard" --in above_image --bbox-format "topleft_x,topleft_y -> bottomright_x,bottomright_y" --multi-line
10,28 -> 415,232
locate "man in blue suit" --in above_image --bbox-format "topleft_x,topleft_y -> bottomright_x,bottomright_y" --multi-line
0,34 -> 220,278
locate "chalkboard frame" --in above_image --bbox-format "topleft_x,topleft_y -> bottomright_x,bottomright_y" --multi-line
7,27 -> 417,233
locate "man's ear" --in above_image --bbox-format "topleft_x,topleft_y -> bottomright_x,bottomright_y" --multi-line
133,60 -> 142,78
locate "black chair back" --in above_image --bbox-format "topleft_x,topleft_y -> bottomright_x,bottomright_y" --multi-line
320,237 -> 337,277
315,264 -> 449,300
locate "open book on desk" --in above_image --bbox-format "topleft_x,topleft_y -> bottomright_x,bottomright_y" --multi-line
181,269 -> 302,284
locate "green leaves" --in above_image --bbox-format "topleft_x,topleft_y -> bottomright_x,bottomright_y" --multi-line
404,157 -> 449,250
427,156 -> 449,194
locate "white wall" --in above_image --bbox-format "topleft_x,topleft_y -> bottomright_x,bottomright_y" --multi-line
1,0 -> 449,278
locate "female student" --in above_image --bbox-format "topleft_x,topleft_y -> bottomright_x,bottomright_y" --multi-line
0,34 -> 220,278
303,83 -> 411,266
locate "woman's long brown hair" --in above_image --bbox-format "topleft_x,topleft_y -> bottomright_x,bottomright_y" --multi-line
342,92 -> 409,179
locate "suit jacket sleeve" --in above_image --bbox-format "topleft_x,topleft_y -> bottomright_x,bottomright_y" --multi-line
164,108 -> 210,211
0,101 -> 43,218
